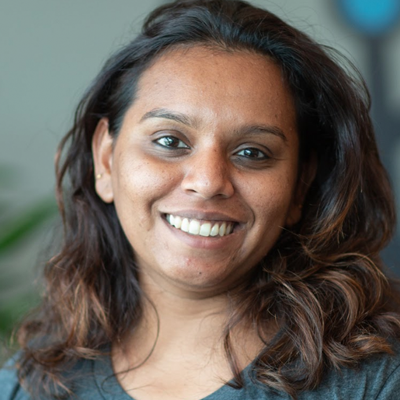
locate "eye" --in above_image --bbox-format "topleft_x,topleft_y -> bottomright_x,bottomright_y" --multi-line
154,136 -> 189,149
236,147 -> 268,160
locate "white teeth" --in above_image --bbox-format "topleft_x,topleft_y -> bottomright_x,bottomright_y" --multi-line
210,224 -> 219,236
181,218 -> 190,232
199,222 -> 212,237
219,222 -> 226,236
188,219 -> 200,235
173,216 -> 182,229
166,214 -> 234,238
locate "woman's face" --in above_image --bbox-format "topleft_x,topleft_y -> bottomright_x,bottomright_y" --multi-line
93,46 -> 303,297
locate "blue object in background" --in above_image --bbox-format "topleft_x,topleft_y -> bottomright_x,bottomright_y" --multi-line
338,0 -> 400,36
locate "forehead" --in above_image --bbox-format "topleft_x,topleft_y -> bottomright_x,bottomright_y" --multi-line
130,46 -> 297,138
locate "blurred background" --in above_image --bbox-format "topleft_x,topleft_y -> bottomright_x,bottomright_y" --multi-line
1,0 -> 399,362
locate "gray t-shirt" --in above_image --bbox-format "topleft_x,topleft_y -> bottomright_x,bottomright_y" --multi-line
1,345 -> 400,400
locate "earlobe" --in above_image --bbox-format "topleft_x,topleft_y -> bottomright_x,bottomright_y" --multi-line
285,203 -> 303,227
92,118 -> 114,203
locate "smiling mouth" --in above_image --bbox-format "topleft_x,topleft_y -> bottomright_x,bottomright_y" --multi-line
165,214 -> 236,237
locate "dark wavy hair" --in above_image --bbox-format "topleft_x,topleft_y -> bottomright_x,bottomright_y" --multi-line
16,0 -> 400,398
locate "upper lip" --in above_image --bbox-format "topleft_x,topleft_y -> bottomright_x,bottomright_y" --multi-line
162,210 -> 244,223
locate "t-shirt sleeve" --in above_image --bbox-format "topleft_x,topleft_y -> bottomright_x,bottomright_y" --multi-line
376,363 -> 400,400
0,357 -> 30,400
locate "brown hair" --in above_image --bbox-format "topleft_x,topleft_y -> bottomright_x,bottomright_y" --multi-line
16,0 -> 400,398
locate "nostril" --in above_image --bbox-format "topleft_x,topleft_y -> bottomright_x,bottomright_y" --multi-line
181,168 -> 234,199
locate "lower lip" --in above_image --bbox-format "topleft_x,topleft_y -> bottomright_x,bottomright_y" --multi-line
162,218 -> 241,250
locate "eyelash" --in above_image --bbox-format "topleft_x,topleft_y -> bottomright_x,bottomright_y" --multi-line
153,135 -> 270,161
154,135 -> 189,149
235,147 -> 268,160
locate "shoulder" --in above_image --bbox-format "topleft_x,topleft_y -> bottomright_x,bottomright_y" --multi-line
0,353 -> 99,400
299,341 -> 400,400
235,342 -> 400,400
0,355 -> 30,400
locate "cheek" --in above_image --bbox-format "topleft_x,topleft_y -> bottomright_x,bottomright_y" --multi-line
112,156 -> 179,221
249,175 -> 297,228
254,170 -> 295,199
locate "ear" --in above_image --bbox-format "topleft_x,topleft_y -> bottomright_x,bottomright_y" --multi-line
285,154 -> 317,227
92,118 -> 114,203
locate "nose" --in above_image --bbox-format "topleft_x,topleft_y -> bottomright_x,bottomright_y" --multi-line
181,147 -> 234,199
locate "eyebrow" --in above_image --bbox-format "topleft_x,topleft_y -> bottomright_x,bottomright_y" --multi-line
233,124 -> 287,143
140,107 -> 288,143
140,108 -> 197,128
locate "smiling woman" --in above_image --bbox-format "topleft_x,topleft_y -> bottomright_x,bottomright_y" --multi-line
1,0 -> 400,399
92,48 -> 304,296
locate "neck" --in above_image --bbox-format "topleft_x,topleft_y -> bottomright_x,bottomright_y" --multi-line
115,271 -> 267,368
116,273 -> 234,366
111,272 -> 273,399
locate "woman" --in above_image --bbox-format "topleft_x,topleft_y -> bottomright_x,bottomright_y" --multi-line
1,0 -> 400,399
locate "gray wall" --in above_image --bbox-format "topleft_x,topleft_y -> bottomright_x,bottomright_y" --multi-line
1,0 -> 399,314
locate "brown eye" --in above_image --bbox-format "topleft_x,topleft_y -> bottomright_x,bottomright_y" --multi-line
236,147 -> 268,160
155,136 -> 189,149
